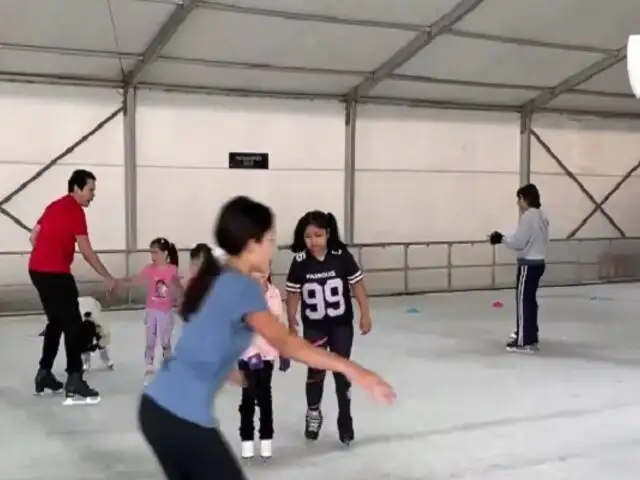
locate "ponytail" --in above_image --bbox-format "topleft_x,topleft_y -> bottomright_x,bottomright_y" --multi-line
167,242 -> 179,267
325,212 -> 347,250
290,213 -> 310,253
190,243 -> 214,265
150,237 -> 180,267
180,254 -> 221,321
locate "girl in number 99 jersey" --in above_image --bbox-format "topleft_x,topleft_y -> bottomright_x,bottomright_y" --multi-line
285,210 -> 372,446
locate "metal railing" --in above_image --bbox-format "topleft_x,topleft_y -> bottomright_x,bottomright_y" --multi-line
1,236 -> 640,316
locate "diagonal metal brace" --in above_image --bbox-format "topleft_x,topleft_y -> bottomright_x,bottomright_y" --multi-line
567,159 -> 640,238
530,129 -> 626,237
0,205 -> 31,232
0,107 -> 123,208
522,48 -> 627,112
123,0 -> 201,89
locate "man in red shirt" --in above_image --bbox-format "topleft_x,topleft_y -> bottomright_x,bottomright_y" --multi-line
30,169 -> 117,405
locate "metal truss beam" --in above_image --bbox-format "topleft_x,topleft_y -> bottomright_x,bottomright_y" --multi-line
1,74 -> 638,120
123,0 -> 201,89
346,0 -> 485,100
343,101 -> 357,243
568,159 -> 640,239
530,129 -> 626,237
522,47 -> 627,112
0,72 -> 121,88
447,30 -> 616,55
195,2 -> 620,55
1,42 -> 636,100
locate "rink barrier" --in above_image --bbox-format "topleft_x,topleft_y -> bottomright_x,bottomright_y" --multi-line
1,236 -> 640,316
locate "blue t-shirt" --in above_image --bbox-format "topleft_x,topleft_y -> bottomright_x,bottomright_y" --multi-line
144,269 -> 268,427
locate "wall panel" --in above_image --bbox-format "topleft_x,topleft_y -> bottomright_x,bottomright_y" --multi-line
532,115 -> 640,238
354,106 -> 521,242
136,92 -> 345,248
0,84 -> 125,259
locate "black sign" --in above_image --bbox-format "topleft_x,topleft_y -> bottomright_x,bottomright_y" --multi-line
228,152 -> 269,169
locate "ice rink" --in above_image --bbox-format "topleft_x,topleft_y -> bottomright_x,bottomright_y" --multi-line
2,283 -> 640,480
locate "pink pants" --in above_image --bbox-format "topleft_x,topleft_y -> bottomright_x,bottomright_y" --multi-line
144,309 -> 174,365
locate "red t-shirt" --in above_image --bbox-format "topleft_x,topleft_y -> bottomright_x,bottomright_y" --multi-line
29,195 -> 88,274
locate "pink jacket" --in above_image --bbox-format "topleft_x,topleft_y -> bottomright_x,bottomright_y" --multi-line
241,284 -> 282,361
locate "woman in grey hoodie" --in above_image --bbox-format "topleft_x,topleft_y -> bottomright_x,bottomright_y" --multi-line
489,184 -> 549,353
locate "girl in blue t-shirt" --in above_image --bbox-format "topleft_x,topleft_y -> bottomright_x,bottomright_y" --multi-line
138,195 -> 395,480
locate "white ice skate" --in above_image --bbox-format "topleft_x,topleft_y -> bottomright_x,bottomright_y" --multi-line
241,441 -> 255,460
260,440 -> 272,460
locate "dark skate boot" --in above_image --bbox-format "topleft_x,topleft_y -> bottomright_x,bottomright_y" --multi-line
304,408 -> 323,441
34,368 -> 63,395
63,372 -> 100,406
337,411 -> 354,446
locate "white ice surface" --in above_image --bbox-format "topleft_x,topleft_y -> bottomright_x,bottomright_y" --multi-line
1,284 -> 640,480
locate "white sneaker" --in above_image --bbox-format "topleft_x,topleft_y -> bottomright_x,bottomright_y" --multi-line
241,441 -> 255,459
260,440 -> 272,459
509,331 -> 517,340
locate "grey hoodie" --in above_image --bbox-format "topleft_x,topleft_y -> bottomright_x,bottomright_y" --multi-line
503,208 -> 549,263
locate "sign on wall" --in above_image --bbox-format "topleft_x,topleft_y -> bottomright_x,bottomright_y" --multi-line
228,152 -> 269,169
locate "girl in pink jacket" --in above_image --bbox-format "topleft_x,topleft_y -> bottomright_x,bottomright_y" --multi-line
238,271 -> 290,461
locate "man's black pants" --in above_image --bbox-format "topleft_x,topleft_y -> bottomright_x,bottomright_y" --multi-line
303,322 -> 354,416
515,262 -> 545,346
30,270 -> 83,374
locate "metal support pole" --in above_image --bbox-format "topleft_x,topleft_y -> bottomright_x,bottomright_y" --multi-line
123,89 -> 138,279
519,110 -> 532,186
344,101 -> 357,243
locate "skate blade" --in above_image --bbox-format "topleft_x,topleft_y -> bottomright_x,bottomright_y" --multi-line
506,347 -> 539,354
62,396 -> 101,406
34,389 -> 63,397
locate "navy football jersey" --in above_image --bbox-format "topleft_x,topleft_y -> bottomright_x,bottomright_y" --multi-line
285,248 -> 363,326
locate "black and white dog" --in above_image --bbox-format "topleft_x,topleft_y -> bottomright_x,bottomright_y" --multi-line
78,297 -> 114,371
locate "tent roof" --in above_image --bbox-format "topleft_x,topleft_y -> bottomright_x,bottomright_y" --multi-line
1,0 -> 639,118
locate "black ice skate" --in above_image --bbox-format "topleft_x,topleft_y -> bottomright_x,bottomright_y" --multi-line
34,368 -> 63,395
304,409 -> 323,441
337,412 -> 354,446
63,373 -> 100,406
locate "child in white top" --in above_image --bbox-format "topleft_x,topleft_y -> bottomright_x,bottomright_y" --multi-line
238,271 -> 290,460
